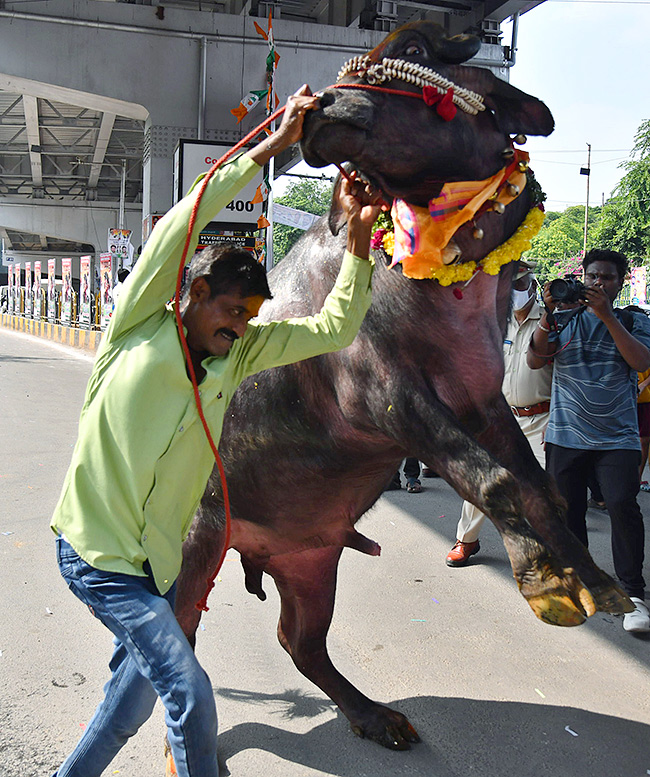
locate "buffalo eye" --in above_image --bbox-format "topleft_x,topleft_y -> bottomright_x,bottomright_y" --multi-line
404,44 -> 423,57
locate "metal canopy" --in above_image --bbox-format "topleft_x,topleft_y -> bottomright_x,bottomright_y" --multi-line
0,0 -> 542,255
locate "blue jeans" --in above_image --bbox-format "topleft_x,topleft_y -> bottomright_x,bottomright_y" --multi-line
53,536 -> 218,777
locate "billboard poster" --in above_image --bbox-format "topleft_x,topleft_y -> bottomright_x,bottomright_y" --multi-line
7,263 -> 13,314
47,258 -> 56,322
630,266 -> 647,305
100,253 -> 112,330
173,140 -> 264,230
33,261 -> 42,320
14,264 -> 21,314
61,258 -> 72,326
79,255 -> 92,328
108,228 -> 133,269
25,262 -> 32,318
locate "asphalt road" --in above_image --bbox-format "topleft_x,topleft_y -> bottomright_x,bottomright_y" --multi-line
1,327 -> 649,777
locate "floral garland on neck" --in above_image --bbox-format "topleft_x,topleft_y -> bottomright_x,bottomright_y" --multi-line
371,169 -> 547,286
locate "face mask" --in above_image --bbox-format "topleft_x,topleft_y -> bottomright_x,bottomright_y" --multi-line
511,284 -> 533,311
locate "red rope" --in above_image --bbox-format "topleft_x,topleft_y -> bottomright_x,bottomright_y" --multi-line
174,106 -> 285,611
331,83 -> 424,100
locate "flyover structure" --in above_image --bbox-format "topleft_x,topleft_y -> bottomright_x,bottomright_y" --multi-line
0,0 -> 545,279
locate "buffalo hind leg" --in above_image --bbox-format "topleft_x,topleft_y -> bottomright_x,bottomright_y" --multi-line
266,546 -> 420,750
174,518 -> 228,645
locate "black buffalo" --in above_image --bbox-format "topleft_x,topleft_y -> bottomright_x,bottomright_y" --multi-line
174,21 -> 630,750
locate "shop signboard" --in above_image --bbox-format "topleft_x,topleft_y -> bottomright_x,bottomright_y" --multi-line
196,225 -> 257,253
24,262 -> 32,318
100,253 -> 112,330
79,256 -> 92,328
61,258 -> 72,326
47,259 -> 56,322
33,261 -> 42,320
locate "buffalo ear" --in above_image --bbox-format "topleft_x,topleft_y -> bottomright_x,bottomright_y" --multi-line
483,74 -> 555,137
328,170 -> 350,236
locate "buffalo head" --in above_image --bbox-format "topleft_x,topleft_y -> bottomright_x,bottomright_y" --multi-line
301,21 -> 554,207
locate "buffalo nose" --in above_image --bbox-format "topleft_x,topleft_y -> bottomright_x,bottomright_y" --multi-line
317,89 -> 336,109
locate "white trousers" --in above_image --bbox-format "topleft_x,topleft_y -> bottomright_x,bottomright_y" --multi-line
456,412 -> 548,543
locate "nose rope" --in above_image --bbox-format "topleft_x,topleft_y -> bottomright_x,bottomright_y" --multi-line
182,76 -> 485,611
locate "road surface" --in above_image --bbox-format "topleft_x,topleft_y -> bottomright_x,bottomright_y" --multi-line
1,327 -> 649,777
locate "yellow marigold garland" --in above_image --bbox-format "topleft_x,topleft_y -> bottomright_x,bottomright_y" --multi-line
374,206 -> 545,286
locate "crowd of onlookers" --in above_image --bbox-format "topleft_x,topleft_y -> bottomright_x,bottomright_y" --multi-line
390,249 -> 650,635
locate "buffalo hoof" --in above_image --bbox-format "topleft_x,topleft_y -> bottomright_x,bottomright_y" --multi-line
518,565 -> 597,627
589,581 -> 634,615
350,703 -> 420,750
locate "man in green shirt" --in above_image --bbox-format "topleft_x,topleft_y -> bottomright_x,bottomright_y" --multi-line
51,87 -> 380,777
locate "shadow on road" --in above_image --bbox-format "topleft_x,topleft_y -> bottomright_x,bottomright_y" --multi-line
381,481 -> 650,671
216,689 -> 650,777
0,354 -> 70,362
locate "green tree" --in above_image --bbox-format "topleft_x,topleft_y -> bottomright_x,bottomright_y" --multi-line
272,177 -> 333,263
527,205 -> 601,284
591,119 -> 650,263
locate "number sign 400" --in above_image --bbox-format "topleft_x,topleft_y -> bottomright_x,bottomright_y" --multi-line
226,200 -> 255,213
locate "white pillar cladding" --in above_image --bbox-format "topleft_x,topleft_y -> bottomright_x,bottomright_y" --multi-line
0,0 -> 384,240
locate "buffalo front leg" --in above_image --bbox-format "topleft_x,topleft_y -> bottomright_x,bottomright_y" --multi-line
406,416 -> 597,625
266,546 -> 420,750
472,399 -> 631,615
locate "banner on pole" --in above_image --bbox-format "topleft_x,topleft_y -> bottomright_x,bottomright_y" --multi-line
7,263 -> 13,315
80,256 -> 92,327
33,261 -> 42,320
630,266 -> 647,305
47,259 -> 56,322
61,258 -> 72,326
108,228 -> 133,269
14,264 -> 21,314
100,253 -> 112,330
25,262 -> 32,318
273,204 -> 320,231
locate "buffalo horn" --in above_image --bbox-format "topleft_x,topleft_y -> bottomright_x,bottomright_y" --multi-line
434,32 -> 482,65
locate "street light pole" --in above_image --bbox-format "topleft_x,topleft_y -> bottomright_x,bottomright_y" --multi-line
582,143 -> 591,254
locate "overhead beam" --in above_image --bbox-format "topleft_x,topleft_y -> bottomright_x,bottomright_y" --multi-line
0,226 -> 13,248
0,74 -> 148,122
23,95 -> 43,188
88,112 -> 116,189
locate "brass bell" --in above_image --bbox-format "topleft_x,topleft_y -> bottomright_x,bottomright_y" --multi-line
513,134 -> 527,145
517,160 -> 529,172
492,201 -> 505,215
502,147 -> 515,159
442,239 -> 462,265
507,183 -> 520,196
472,226 -> 484,240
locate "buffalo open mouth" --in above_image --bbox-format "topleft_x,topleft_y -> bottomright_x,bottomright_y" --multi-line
301,118 -> 368,169
301,105 -> 450,208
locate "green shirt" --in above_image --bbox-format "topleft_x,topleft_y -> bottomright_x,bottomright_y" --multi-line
51,154 -> 374,594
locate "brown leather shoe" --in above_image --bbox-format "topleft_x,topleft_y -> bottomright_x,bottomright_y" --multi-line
446,540 -> 480,567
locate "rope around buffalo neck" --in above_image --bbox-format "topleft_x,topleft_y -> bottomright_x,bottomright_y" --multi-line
337,55 -> 485,116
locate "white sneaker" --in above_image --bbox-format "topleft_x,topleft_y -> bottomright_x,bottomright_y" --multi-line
623,598 -> 650,633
